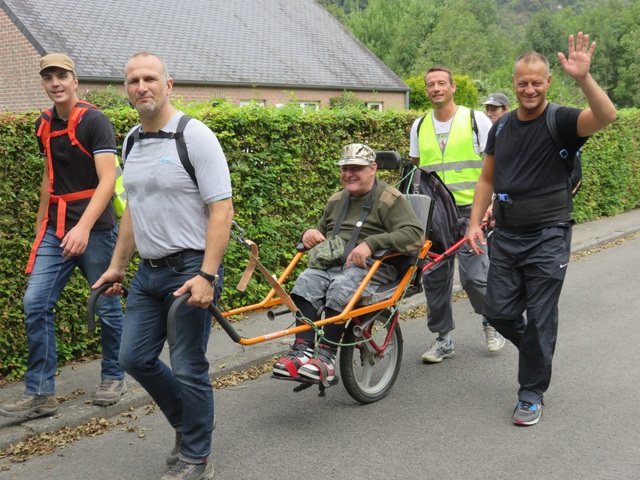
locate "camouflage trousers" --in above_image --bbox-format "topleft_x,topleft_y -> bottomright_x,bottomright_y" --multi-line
291,260 -> 397,313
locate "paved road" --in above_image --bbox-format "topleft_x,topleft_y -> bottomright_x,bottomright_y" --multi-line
1,235 -> 638,480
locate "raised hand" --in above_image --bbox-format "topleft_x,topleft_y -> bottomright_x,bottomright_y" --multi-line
558,32 -> 596,81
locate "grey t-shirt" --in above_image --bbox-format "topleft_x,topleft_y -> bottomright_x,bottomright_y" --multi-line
123,112 -> 232,259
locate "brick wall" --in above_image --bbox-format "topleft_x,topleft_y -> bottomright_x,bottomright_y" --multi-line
1,8 -> 406,112
79,83 -> 407,111
0,9 -> 50,112
168,84 -> 407,110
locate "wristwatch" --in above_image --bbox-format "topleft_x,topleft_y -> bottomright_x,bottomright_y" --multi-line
198,270 -> 219,285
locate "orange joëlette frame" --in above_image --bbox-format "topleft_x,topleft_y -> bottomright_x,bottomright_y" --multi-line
222,239 -> 432,346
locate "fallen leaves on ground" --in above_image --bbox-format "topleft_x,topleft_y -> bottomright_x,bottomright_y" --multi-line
0,360 -> 279,464
211,359 -> 278,389
0,417 -> 114,462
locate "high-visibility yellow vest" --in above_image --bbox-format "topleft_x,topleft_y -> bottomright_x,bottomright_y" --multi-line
417,106 -> 482,205
113,155 -> 126,217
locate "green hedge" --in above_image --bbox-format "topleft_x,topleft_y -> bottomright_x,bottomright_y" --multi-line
0,105 -> 638,380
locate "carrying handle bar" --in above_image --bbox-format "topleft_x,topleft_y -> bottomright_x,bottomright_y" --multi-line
167,293 -> 242,346
86,282 -> 128,332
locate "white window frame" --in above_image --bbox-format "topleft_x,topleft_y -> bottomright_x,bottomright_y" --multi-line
240,100 -> 265,107
295,101 -> 320,111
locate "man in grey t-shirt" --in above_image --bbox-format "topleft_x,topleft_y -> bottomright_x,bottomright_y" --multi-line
94,52 -> 232,480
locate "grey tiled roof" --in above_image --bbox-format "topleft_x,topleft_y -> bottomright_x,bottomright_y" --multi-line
2,0 -> 408,91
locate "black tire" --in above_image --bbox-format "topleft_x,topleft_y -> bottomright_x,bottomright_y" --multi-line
339,310 -> 403,404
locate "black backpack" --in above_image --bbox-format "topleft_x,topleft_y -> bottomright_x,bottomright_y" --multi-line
546,103 -> 583,196
399,159 -> 466,254
123,114 -> 197,185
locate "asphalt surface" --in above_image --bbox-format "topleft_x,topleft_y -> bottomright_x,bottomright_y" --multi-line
1,209 -> 639,454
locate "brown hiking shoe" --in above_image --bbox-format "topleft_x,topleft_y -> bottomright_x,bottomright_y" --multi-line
0,393 -> 58,418
92,379 -> 127,406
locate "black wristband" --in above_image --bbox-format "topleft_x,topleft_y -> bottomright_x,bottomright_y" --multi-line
198,270 -> 219,285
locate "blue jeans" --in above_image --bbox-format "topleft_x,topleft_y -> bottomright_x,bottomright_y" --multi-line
23,226 -> 124,395
119,254 -> 219,462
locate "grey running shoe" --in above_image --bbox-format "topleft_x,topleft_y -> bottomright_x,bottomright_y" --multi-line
166,431 -> 182,466
161,460 -> 214,480
93,379 -> 127,406
422,338 -> 455,363
0,393 -> 58,418
483,323 -> 506,352
512,399 -> 543,426
167,414 -> 216,466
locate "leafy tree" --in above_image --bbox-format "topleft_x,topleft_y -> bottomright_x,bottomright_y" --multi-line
452,74 -> 480,108
329,91 -> 366,110
324,0 -> 640,108
404,75 -> 428,111
614,29 -> 640,107
415,3 -> 491,77
317,0 -> 368,14
520,9 -> 566,69
347,0 -> 441,77
574,0 -> 640,107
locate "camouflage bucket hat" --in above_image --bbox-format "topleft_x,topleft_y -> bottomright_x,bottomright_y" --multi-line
337,144 -> 376,167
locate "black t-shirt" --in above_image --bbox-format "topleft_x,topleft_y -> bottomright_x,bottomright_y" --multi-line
486,103 -> 588,196
36,105 -> 117,232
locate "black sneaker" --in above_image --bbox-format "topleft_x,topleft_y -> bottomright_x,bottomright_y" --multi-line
512,399 -> 543,426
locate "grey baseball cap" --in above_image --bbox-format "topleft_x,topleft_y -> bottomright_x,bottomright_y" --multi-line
337,143 -> 376,167
483,93 -> 510,107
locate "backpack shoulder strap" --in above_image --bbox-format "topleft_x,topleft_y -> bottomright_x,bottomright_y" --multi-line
410,165 -> 424,194
545,103 -> 569,160
66,103 -> 95,158
470,108 -> 478,138
416,114 -> 427,137
494,109 -> 514,139
37,109 -> 53,141
122,115 -> 197,186
123,125 -> 141,161
174,114 -> 196,186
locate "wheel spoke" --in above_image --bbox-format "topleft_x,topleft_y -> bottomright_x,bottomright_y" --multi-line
340,316 -> 403,404
360,357 -> 374,387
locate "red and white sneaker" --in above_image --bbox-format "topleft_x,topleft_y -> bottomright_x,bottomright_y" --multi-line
272,339 -> 314,378
297,344 -> 336,383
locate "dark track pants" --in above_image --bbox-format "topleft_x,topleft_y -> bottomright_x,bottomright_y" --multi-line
484,226 -> 571,403
423,246 -> 489,335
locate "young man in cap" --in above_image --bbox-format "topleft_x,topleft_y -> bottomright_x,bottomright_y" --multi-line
483,93 -> 511,124
272,143 -> 424,384
0,54 -> 126,419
